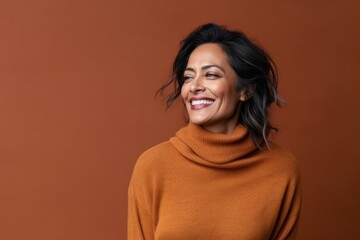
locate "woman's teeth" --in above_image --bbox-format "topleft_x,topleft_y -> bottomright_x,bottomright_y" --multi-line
191,99 -> 214,106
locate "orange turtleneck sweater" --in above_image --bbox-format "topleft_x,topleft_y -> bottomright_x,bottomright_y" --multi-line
128,123 -> 301,240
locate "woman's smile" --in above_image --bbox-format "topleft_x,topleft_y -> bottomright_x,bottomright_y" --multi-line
190,97 -> 215,110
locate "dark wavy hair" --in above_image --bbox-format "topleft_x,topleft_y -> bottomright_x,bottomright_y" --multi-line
157,23 -> 283,149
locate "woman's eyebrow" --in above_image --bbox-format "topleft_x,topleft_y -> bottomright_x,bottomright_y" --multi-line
202,64 -> 225,73
185,65 -> 225,73
185,67 -> 195,73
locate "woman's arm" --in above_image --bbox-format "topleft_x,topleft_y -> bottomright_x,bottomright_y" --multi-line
270,164 -> 302,240
128,179 -> 154,240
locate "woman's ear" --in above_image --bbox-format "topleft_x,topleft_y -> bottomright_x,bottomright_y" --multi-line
239,89 -> 247,102
239,85 -> 255,102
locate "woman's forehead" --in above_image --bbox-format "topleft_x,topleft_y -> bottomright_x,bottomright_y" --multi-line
186,43 -> 231,70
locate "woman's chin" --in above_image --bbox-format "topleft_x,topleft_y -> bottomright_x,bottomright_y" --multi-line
188,117 -> 210,126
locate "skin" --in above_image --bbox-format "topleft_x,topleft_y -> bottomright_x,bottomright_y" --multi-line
181,43 -> 247,134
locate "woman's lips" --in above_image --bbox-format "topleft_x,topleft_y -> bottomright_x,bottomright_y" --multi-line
190,98 -> 215,110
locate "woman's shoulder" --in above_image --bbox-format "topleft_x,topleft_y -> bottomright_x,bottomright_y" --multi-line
132,140 -> 176,174
264,143 -> 300,179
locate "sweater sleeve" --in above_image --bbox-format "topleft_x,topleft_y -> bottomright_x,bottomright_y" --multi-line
271,161 -> 302,240
128,178 -> 154,240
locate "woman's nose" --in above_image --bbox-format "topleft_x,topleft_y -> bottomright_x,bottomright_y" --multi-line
189,76 -> 205,93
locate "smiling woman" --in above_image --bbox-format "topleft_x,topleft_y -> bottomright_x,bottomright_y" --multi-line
128,23 -> 302,240
181,43 -> 243,135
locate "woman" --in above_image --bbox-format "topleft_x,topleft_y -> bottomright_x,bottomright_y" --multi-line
128,23 -> 301,240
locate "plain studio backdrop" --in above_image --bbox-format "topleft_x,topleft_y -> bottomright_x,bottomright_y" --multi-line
0,0 -> 359,239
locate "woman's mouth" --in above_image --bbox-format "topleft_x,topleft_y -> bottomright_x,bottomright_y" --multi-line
190,98 -> 215,110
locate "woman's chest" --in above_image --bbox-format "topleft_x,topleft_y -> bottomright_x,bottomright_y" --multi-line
153,172 -> 282,240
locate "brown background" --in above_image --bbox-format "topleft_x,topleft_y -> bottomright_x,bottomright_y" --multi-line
1,0 -> 359,239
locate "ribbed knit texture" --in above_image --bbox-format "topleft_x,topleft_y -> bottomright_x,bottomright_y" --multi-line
128,123 -> 301,240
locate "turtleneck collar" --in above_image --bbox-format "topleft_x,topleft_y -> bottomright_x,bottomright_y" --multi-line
170,123 -> 259,169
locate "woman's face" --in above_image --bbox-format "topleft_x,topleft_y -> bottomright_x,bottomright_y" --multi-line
181,43 -> 245,134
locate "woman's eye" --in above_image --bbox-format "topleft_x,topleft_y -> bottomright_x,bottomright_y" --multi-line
183,75 -> 193,81
205,73 -> 219,79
